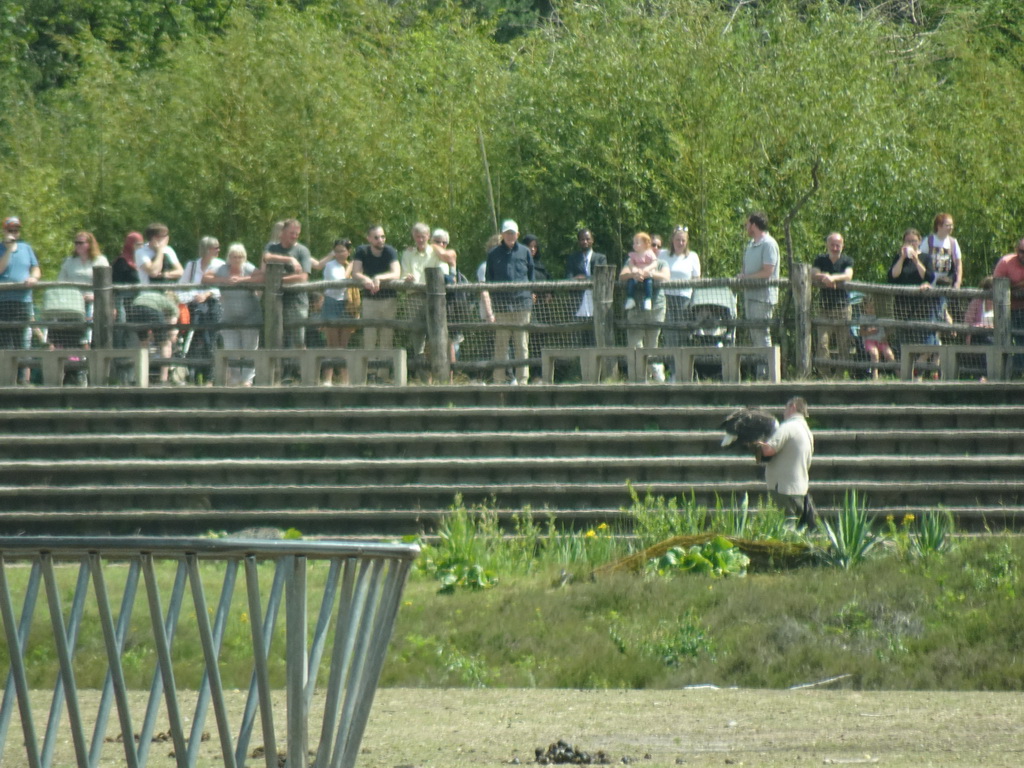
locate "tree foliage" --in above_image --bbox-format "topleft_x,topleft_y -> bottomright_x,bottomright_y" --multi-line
0,0 -> 1022,285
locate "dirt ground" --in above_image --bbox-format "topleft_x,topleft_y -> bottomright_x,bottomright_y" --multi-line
363,688 -> 1023,768
16,687 -> 1024,767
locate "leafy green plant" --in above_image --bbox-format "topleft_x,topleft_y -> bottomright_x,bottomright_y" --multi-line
821,490 -> 879,569
646,536 -> 750,578
417,498 -> 499,593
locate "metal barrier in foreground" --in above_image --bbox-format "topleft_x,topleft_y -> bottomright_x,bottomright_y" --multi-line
0,537 -> 419,768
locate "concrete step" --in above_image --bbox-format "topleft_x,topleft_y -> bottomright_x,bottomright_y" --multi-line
0,502 -> 1015,538
3,380 -> 1024,410
7,429 -> 1023,460
4,455 -> 1023,489
1,477 -> 1022,516
5,404 -> 1024,435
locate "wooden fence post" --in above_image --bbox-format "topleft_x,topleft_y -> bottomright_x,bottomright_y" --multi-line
425,267 -> 450,383
593,265 -> 616,347
791,263 -> 812,378
993,277 -> 1011,348
263,263 -> 284,349
92,266 -> 113,349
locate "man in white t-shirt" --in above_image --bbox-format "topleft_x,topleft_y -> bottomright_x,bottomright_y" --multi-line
135,223 -> 183,285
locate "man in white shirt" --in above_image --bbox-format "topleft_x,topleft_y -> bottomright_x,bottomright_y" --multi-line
135,223 -> 183,285
758,397 -> 815,529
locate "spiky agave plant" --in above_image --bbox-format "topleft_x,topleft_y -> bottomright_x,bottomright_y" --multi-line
821,490 -> 878,569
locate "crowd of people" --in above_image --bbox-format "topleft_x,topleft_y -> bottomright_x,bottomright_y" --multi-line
2,209 -> 1021,385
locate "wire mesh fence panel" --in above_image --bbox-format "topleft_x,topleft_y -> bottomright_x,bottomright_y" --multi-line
447,281 -> 592,381
810,283 -> 995,380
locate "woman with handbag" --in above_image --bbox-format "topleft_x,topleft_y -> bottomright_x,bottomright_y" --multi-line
314,238 -> 358,384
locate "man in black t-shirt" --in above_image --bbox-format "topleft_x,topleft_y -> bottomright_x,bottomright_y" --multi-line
352,224 -> 401,349
810,232 -> 855,366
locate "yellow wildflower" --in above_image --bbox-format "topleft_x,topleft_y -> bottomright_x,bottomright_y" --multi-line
904,514 -> 916,524
597,523 -> 609,531
585,529 -> 597,538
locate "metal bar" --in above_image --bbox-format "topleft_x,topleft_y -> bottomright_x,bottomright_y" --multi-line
185,554 -> 237,768
286,555 -> 308,768
337,558 -> 413,768
328,558 -> 378,768
305,559 -> 342,708
0,560 -> 41,753
141,554 -> 189,767
313,558 -> 359,768
0,555 -> 42,768
89,553 -> 140,768
135,558 -> 186,766
41,556 -> 91,768
237,557 -> 285,767
334,559 -> 387,768
186,558 -> 238,766
0,538 -> 419,563
89,558 -> 141,767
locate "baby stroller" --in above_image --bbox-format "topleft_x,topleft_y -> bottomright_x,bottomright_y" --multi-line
41,287 -> 88,385
687,286 -> 737,380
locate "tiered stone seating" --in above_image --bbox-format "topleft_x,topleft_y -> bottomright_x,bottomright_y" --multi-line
0,382 -> 1020,535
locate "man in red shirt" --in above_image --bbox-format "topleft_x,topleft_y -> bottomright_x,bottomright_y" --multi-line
994,239 -> 1024,304
993,239 -> 1024,370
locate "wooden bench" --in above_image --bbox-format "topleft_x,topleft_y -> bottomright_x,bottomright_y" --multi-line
214,348 -> 408,386
900,344 -> 1013,381
637,346 -> 781,383
541,347 -> 639,383
0,349 -> 92,386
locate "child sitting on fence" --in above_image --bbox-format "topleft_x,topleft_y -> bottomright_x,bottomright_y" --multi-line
623,232 -> 658,311
859,296 -> 895,380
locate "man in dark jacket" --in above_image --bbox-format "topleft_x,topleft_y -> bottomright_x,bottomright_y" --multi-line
481,220 -> 534,385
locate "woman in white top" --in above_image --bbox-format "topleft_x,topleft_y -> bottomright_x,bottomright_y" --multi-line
58,231 -> 109,320
314,238 -> 356,384
917,212 -> 961,345
661,225 -> 701,349
179,236 -> 225,382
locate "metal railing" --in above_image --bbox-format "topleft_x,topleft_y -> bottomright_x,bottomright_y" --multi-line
0,537 -> 418,768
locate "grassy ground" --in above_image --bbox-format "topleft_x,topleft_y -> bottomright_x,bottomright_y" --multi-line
385,533 -> 1024,691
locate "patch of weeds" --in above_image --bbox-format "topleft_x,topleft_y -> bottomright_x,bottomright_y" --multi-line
609,609 -> 715,667
964,541 -> 1019,598
439,641 -> 491,688
625,483 -> 705,546
708,493 -> 749,537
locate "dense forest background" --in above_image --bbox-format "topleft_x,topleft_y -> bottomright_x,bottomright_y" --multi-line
1,0 -> 1022,283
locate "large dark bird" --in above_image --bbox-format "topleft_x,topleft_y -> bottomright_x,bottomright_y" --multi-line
720,408 -> 779,462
